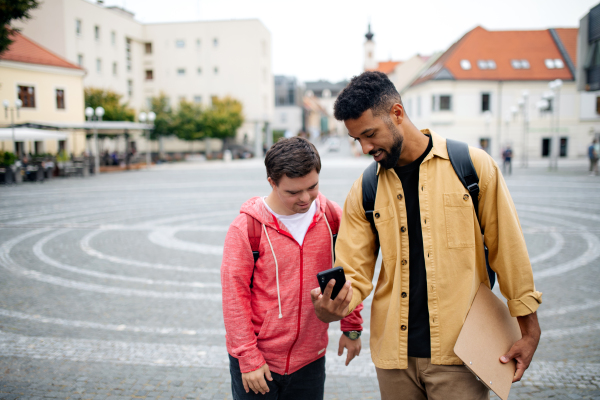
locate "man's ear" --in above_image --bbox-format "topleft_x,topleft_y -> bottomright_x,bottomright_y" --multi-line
267,177 -> 276,188
390,103 -> 404,125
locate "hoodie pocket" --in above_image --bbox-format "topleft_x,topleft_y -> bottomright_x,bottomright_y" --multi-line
257,307 -> 280,341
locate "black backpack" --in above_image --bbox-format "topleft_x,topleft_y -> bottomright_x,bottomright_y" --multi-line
362,139 -> 496,289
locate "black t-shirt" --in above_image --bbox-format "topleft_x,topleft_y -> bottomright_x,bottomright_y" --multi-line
393,135 -> 433,358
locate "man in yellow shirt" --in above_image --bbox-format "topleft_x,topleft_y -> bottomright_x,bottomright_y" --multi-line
311,71 -> 542,400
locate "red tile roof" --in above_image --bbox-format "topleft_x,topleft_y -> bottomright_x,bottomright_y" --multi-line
0,31 -> 82,70
368,60 -> 402,74
412,26 -> 576,86
554,28 -> 578,67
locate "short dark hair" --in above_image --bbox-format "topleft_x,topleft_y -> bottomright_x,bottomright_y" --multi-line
265,137 -> 321,185
333,71 -> 403,121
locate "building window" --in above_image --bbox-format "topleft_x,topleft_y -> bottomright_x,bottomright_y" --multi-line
543,98 -> 553,113
145,42 -> 152,54
596,96 -> 600,114
481,93 -> 490,112
76,19 -> 82,36
145,69 -> 153,80
111,31 -> 116,45
460,60 -> 471,70
439,95 -> 452,111
213,38 -> 218,47
112,62 -> 117,76
56,89 -> 65,109
288,88 -> 295,104
127,80 -> 133,97
96,58 -> 102,73
545,59 -> 565,69
560,137 -> 568,157
177,68 -> 186,76
477,60 -> 496,70
125,38 -> 132,71
94,25 -> 100,40
77,54 -> 83,66
194,95 -> 202,104
214,66 -> 219,74
431,95 -> 436,111
511,59 -> 530,69
175,39 -> 185,48
541,138 -> 551,157
18,86 -> 35,108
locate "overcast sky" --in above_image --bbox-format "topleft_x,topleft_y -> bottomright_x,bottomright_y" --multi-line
100,0 -> 599,83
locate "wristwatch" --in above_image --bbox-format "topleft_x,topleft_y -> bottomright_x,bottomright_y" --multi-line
343,331 -> 362,340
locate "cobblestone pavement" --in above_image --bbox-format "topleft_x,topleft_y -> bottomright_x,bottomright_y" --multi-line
0,146 -> 599,399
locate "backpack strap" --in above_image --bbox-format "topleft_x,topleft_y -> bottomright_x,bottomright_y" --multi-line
246,214 -> 262,289
324,199 -> 340,261
446,139 -> 495,289
362,161 -> 380,254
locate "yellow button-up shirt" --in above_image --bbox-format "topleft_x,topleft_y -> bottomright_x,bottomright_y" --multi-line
336,129 -> 542,369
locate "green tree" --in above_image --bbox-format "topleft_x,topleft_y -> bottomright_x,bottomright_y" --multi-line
0,0 -> 40,56
84,88 -> 135,121
173,100 -> 204,149
202,96 -> 244,143
149,93 -> 173,141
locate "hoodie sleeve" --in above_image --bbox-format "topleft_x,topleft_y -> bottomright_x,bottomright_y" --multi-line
221,222 -> 266,373
341,302 -> 364,332
330,200 -> 364,332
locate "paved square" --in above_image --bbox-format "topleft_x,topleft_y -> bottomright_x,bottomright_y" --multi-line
1,146 -> 599,399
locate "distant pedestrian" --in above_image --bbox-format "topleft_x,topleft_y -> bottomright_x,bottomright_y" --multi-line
503,146 -> 513,175
589,139 -> 599,176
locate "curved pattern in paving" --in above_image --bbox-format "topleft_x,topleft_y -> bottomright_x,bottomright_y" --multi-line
1,160 -> 599,399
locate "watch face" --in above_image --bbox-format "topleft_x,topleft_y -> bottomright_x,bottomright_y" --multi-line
349,331 -> 359,340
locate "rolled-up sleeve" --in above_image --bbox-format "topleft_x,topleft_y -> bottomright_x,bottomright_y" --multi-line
475,152 -> 542,317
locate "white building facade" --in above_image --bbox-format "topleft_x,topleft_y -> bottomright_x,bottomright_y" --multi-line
15,0 -> 274,148
402,26 -> 597,162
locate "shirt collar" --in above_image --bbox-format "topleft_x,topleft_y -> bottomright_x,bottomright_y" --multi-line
376,128 -> 448,175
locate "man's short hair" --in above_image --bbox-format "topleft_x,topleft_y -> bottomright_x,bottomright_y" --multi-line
333,71 -> 403,121
265,137 -> 321,185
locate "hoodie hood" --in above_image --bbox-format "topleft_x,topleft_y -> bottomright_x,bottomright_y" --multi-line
239,192 -> 328,233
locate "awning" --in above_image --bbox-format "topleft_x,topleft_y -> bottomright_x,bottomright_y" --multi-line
0,128 -> 69,141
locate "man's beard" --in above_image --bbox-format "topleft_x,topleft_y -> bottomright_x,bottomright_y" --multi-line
370,121 -> 403,169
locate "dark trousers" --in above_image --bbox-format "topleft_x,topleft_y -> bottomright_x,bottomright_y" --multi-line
228,354 -> 325,400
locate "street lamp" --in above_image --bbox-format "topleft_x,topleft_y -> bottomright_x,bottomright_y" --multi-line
516,91 -> 529,168
3,99 -> 22,156
548,79 -> 563,170
139,111 -> 156,168
85,106 -> 104,175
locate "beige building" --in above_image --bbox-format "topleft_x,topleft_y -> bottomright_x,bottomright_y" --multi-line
15,0 -> 274,149
0,32 -> 86,156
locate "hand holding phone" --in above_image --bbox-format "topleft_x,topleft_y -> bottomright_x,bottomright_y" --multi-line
316,267 -> 346,300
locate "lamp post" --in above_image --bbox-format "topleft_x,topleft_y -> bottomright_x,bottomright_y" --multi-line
517,91 -> 529,168
139,111 -> 156,168
548,79 -> 563,170
3,99 -> 22,156
85,106 -> 104,175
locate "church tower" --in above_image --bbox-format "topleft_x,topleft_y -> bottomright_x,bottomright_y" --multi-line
364,24 -> 377,71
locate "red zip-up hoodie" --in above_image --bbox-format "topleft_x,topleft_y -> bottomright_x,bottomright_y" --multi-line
221,193 -> 363,375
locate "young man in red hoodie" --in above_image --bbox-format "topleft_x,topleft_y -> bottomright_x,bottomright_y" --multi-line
221,137 -> 363,399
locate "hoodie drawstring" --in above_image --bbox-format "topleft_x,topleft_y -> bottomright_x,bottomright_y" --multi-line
323,215 -> 334,269
263,224 -> 283,319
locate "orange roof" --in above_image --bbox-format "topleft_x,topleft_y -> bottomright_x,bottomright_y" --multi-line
554,28 -> 578,67
413,26 -> 576,86
368,60 -> 402,74
0,31 -> 82,70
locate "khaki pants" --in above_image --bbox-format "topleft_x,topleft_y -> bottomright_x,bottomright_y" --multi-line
376,357 -> 489,400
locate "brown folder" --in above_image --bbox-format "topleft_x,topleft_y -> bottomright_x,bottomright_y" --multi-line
454,283 -> 522,400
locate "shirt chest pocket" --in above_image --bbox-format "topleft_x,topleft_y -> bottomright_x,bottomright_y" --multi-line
373,204 -> 397,262
444,193 -> 475,248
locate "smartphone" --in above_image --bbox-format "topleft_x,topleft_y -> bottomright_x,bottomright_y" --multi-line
316,267 -> 347,300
